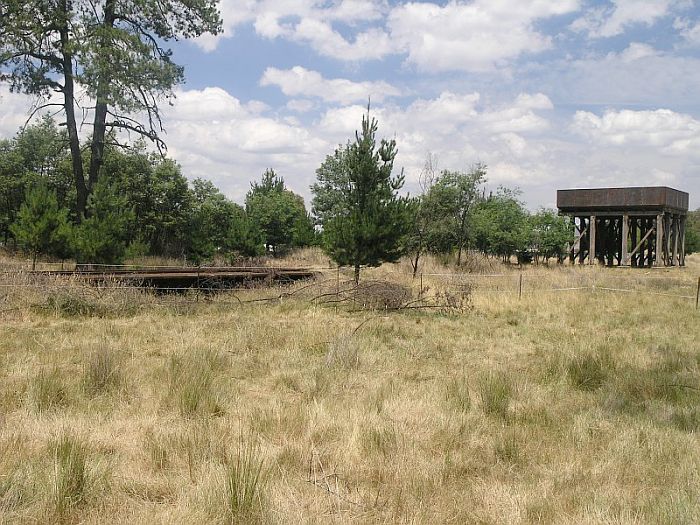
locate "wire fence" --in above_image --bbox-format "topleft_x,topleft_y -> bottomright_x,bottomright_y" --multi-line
323,267 -> 700,307
0,267 -> 699,314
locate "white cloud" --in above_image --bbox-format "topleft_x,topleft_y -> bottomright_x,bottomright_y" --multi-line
160,86 -> 329,199
0,87 -> 34,139
196,0 -> 580,71
572,108 -> 700,155
480,93 -> 553,134
3,82 -> 699,210
388,0 -> 580,72
260,66 -> 401,104
291,19 -> 393,61
531,44 -> 700,107
674,17 -> 700,46
314,90 -> 554,191
194,0 -> 393,59
571,0 -> 677,38
286,99 -> 315,113
617,42 -> 659,62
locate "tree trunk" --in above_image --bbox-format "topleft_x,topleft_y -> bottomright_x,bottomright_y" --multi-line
354,263 -> 360,285
59,0 -> 87,219
32,251 -> 37,271
457,209 -> 468,266
412,248 -> 421,279
412,230 -> 423,278
87,0 -> 116,193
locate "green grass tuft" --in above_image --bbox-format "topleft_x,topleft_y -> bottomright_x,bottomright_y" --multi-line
51,433 -> 87,516
566,349 -> 612,391
29,368 -> 67,413
224,440 -> 268,523
479,372 -> 514,419
82,346 -> 121,396
445,374 -> 471,413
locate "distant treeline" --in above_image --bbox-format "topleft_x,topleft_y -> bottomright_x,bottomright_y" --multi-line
1,115 -> 698,272
0,117 -> 315,267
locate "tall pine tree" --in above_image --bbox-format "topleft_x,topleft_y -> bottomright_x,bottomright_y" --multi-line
312,108 -> 411,283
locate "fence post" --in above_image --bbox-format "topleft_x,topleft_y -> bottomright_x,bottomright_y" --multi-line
196,266 -> 200,302
696,276 -> 699,310
420,272 -> 423,299
518,273 -> 523,300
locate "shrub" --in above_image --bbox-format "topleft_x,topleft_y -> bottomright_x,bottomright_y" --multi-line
352,280 -> 412,310
43,292 -> 106,317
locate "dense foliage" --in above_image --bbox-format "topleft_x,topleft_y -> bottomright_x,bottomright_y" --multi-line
1,0 -> 221,217
0,119 -> 311,264
6,116 -> 692,268
246,170 -> 315,255
311,110 -> 412,282
686,209 -> 700,255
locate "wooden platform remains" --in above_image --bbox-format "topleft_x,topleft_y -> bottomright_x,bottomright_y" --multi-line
557,186 -> 689,267
32,266 -> 319,291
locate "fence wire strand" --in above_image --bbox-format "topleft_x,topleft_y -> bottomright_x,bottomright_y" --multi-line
0,268 -> 698,315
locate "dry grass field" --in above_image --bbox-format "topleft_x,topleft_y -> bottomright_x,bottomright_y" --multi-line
0,250 -> 699,524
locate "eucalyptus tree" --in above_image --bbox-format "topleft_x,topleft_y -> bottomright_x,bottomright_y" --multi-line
0,0 -> 221,218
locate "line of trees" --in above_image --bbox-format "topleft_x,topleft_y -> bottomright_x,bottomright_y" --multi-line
2,112 -> 698,275
311,109 -> 576,281
0,117 -> 315,267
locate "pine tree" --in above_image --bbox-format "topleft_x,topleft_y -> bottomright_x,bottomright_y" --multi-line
71,181 -> 134,264
1,0 -> 221,217
312,108 -> 411,283
10,184 -> 71,270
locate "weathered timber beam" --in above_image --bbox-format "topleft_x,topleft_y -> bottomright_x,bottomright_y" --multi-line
629,226 -> 655,259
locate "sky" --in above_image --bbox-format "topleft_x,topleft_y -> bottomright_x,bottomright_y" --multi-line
1,0 -> 700,210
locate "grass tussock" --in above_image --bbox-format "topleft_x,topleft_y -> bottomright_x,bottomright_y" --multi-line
51,433 -> 88,516
361,422 -> 397,456
445,374 -> 471,413
0,469 -> 30,513
478,371 -> 514,419
165,352 -> 225,418
223,440 -> 268,524
326,335 -> 360,370
82,345 -> 121,396
566,348 -> 614,391
29,368 -> 68,412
